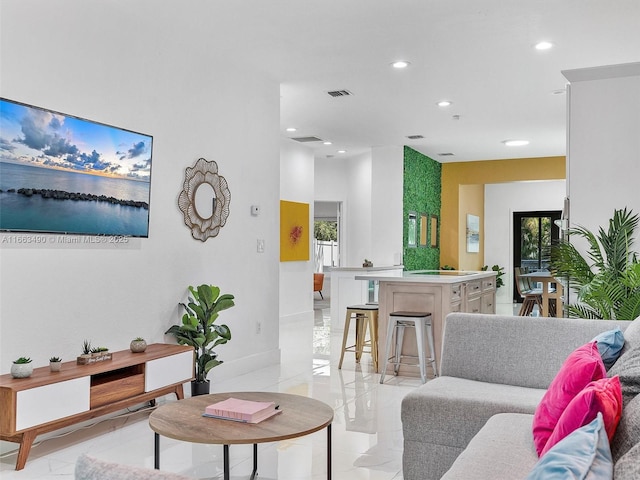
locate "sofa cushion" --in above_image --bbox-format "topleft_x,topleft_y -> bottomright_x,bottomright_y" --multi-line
75,454 -> 192,480
619,316 -> 640,356
441,413 -> 538,479
608,346 -> 640,406
527,413 -> 613,480
614,442 -> 640,480
593,328 -> 625,369
402,376 -> 544,449
533,342 -> 606,455
541,376 -> 622,456
611,393 -> 640,462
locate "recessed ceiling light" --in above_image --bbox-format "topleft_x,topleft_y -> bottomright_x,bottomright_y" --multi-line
534,41 -> 554,51
503,139 -> 530,147
391,61 -> 410,69
323,141 -> 332,145
437,100 -> 452,107
337,150 -> 347,154
286,127 -> 297,132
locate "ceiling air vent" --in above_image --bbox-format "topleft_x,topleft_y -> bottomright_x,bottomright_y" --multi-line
406,135 -> 424,140
327,90 -> 353,97
438,152 -> 455,157
291,136 -> 323,143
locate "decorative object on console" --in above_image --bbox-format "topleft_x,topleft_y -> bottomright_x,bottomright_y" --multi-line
178,157 -> 231,242
80,339 -> 92,359
10,357 -> 33,378
77,344 -> 111,364
130,337 -> 147,353
49,356 -> 62,372
363,259 -> 373,267
165,284 -> 235,396
551,208 -> 640,320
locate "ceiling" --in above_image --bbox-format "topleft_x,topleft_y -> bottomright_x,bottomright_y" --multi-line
273,0 -> 640,162
7,1 -> 639,163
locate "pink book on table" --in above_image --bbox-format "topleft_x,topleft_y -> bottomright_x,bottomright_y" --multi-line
205,398 -> 277,422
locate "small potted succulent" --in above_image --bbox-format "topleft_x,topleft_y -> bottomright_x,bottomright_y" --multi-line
90,346 -> 109,357
130,337 -> 147,353
80,340 -> 92,359
11,357 -> 33,378
49,356 -> 62,372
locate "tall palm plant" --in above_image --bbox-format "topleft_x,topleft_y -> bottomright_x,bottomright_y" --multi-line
550,208 -> 640,320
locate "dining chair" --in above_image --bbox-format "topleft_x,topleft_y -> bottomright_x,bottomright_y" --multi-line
514,267 -> 543,316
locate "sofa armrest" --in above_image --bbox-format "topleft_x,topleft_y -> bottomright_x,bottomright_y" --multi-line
439,313 -> 629,389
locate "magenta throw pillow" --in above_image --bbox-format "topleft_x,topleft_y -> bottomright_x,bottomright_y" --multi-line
541,376 -> 622,456
533,341 -> 606,456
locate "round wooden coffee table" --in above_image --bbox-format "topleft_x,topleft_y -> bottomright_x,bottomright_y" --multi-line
149,391 -> 334,480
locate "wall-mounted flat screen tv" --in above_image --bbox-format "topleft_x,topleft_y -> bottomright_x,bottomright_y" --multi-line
0,98 -> 153,237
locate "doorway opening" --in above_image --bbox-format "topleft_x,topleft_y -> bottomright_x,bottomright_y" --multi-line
512,210 -> 561,302
314,201 -> 342,271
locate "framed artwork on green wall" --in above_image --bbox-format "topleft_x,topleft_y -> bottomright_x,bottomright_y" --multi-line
408,211 -> 417,248
420,213 -> 428,247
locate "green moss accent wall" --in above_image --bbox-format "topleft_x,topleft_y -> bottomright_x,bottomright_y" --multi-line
403,146 -> 441,271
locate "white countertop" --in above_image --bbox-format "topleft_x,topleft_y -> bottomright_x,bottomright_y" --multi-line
329,265 -> 404,272
354,270 -> 496,283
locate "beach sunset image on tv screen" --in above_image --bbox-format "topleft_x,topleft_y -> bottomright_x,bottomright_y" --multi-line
0,98 -> 153,237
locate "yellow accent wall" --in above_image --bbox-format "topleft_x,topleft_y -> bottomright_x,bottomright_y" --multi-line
441,156 -> 566,270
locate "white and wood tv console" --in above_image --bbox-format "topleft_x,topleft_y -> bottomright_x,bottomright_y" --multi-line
0,343 -> 194,470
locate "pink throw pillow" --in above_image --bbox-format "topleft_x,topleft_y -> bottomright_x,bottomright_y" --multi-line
532,342 -> 606,456
540,376 -> 622,456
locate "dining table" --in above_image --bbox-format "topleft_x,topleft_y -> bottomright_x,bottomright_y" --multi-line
520,271 -> 564,317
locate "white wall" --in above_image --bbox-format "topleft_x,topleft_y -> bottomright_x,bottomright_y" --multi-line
345,153 -> 373,266
315,158 -> 349,265
563,63 -> 640,241
315,147 -> 403,267
371,146 -> 404,266
279,141 -> 315,323
316,154 -> 375,267
0,2 -> 281,378
484,180 -> 566,305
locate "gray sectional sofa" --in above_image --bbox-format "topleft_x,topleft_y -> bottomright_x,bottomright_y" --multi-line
401,312 -> 639,480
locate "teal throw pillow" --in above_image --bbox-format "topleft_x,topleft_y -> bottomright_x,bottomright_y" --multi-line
592,328 -> 625,369
526,413 -> 613,480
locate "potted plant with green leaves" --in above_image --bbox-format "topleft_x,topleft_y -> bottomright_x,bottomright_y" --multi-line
80,340 -> 92,359
550,207 -> 640,319
482,264 -> 505,288
49,356 -> 62,372
165,284 -> 235,396
11,357 -> 33,378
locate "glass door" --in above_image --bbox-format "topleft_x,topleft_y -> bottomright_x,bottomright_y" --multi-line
513,210 -> 561,302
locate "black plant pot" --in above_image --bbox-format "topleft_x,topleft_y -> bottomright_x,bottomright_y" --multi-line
191,380 -> 210,396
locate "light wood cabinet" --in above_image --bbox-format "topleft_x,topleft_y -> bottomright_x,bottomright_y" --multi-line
375,272 -> 496,378
0,343 -> 194,470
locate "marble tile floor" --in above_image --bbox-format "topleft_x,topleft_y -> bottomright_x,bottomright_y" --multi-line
0,301 -> 519,479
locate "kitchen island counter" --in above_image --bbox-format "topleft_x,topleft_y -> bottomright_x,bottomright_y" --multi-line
355,270 -> 497,378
